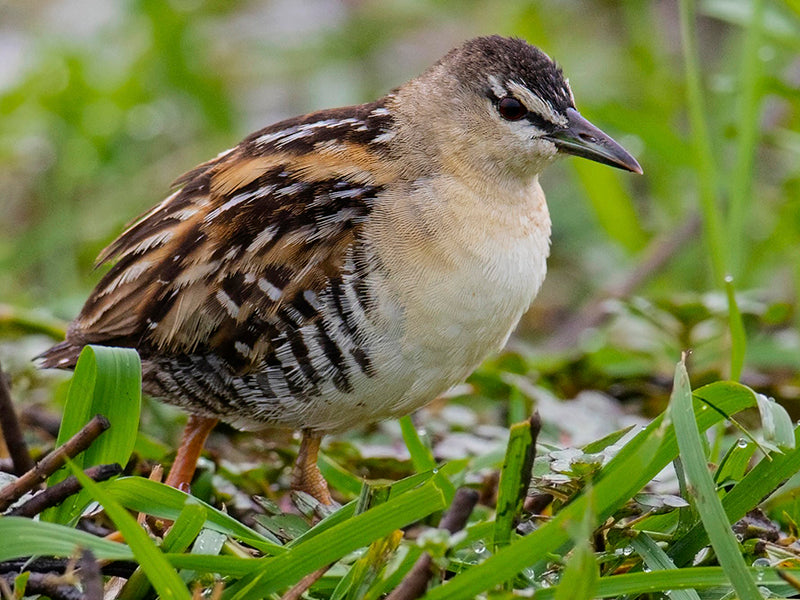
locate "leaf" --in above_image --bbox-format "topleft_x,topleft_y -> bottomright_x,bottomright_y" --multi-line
756,393 -> 796,450
399,415 -> 437,472
669,358 -> 761,600
493,418 -> 535,550
45,345 -> 142,524
224,472 -> 450,599
67,460 -> 191,600
0,516 -> 134,561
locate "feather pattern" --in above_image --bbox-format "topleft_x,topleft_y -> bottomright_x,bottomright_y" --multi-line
42,101 -> 397,377
37,36 -> 610,433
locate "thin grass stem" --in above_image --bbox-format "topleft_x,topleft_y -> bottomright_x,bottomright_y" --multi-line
678,0 -> 728,287
728,0 -> 765,277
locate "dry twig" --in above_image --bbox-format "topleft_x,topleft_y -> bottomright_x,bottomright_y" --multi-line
0,361 -> 35,476
0,415 -> 109,512
385,487 -> 479,600
279,565 -> 330,600
546,214 -> 701,351
8,463 -> 122,518
79,550 -> 103,600
0,572 -> 82,600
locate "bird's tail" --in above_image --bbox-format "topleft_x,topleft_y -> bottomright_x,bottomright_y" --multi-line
36,341 -> 84,370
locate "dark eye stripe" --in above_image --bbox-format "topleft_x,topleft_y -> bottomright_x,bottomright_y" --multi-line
525,111 -> 556,132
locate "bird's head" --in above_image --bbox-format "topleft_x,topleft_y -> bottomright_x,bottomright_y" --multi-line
393,35 -> 642,181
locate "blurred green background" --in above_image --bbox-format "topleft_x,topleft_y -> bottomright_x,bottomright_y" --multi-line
1,0 -> 799,400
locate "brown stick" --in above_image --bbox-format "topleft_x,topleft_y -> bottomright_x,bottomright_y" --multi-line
546,214 -> 701,352
79,549 -> 103,600
0,572 -> 82,600
0,414 -> 109,512
385,487 -> 479,600
279,565 -> 331,600
0,361 -> 35,476
8,463 -> 122,518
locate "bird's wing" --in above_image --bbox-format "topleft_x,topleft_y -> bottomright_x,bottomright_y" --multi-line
41,101 -> 398,371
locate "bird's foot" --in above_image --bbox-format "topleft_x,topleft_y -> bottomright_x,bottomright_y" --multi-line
291,431 -> 333,505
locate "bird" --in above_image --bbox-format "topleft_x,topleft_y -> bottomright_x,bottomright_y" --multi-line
39,35 -> 642,505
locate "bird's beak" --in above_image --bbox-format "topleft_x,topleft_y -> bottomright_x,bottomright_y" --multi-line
545,108 -> 643,174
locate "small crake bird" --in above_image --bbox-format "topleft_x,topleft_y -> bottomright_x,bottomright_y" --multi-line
40,36 -> 641,504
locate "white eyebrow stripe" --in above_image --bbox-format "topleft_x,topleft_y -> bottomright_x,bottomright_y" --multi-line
506,81 -> 568,127
487,75 -> 507,99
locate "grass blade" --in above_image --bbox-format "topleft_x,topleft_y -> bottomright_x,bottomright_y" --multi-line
104,476 -> 283,554
669,357 -> 761,600
725,276 -> 747,380
493,416 -> 536,551
45,345 -> 141,524
571,159 -> 647,253
319,452 -> 364,497
422,380 -> 759,599
535,566 -> 800,599
679,0 -> 727,286
67,460 -> 191,600
553,487 -> 598,600
399,415 -> 437,472
224,473 -> 450,599
669,424 -> 800,565
423,408 -> 668,599
727,0 -> 765,276
0,516 -> 133,561
631,533 -> 701,600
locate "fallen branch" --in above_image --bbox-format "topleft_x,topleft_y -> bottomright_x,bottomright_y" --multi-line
79,549 -> 103,600
0,572 -> 82,600
545,214 -> 701,352
0,558 -> 136,579
0,415 -> 110,512
8,463 -> 122,518
279,565 -> 330,600
0,361 -> 35,476
385,487 -> 479,600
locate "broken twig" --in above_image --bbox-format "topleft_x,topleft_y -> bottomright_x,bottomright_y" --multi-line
0,415 -> 109,512
0,361 -> 35,476
385,487 -> 479,600
8,463 -> 122,518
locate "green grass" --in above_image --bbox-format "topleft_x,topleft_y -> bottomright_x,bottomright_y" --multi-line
2,0 -> 800,598
2,354 -> 797,597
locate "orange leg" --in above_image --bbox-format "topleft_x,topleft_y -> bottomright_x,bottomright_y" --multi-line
164,414 -> 219,491
291,431 -> 332,505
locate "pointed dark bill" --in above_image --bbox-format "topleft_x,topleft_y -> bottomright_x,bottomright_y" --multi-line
545,108 -> 643,174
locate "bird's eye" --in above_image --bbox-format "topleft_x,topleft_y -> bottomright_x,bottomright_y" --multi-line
497,97 -> 528,121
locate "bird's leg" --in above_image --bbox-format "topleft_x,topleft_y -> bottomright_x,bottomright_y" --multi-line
164,414 -> 219,490
291,431 -> 332,505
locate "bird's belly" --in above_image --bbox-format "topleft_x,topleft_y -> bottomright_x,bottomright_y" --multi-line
287,228 -> 550,432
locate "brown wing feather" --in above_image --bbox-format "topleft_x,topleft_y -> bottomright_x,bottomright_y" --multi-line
40,101 -> 398,371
